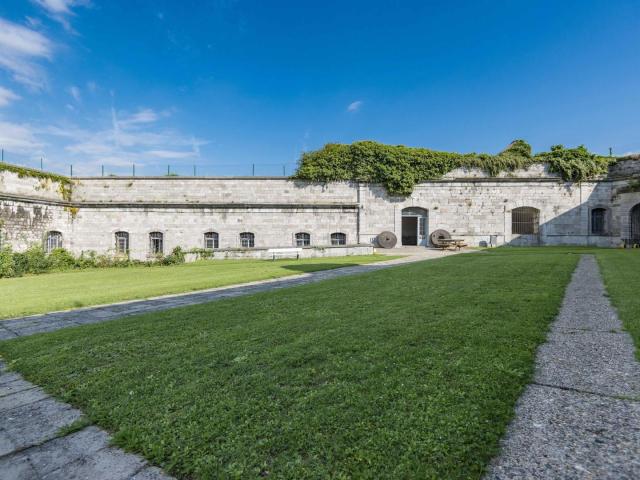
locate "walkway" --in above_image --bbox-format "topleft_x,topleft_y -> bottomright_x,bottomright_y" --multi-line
486,255 -> 640,479
0,249 -> 458,340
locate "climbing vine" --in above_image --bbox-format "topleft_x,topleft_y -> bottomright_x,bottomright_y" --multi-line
0,162 -> 73,201
293,140 -> 614,196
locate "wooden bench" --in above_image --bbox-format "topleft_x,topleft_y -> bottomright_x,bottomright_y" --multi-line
267,247 -> 302,260
436,239 -> 468,251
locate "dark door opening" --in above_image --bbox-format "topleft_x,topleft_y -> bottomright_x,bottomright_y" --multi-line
631,204 -> 640,245
402,217 -> 418,245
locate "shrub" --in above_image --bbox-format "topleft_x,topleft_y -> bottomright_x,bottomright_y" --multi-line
22,245 -> 50,274
48,248 -> 76,270
161,246 -> 186,265
293,140 -> 614,196
0,246 -> 16,278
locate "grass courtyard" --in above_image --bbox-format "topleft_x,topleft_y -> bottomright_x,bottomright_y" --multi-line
0,255 -> 393,319
0,250 -> 582,478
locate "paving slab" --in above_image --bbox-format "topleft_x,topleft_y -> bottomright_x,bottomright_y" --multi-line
488,384 -> 640,480
41,446 -> 147,480
486,255 -> 640,479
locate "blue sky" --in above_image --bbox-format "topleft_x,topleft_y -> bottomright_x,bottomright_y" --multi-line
0,0 -> 638,176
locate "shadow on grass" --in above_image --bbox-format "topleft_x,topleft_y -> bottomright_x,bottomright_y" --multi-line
280,262 -> 364,273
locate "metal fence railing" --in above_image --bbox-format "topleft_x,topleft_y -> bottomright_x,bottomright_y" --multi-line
0,153 -> 299,178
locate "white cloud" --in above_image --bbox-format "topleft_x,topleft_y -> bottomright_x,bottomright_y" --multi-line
0,105 -> 207,174
145,149 -> 197,159
347,100 -> 363,112
0,121 -> 44,153
32,0 -> 90,31
0,86 -> 21,106
68,85 -> 81,102
0,17 -> 53,90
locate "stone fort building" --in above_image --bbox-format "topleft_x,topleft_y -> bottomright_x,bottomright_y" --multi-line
1,157 -> 640,259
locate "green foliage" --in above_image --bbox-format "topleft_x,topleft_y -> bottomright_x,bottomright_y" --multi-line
0,162 -> 73,200
160,246 -> 186,265
0,246 -> 16,278
294,140 -> 614,196
22,245 -> 50,274
48,248 -> 76,270
0,244 -> 191,278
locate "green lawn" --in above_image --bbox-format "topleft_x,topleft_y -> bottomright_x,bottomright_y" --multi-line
595,250 -> 640,358
0,251 -> 578,479
0,255 -> 393,319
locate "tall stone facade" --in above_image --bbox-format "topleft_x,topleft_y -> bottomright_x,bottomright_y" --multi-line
1,159 -> 640,259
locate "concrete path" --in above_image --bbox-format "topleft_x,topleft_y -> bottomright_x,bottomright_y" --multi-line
0,249 -> 459,340
0,360 -> 173,480
487,255 -> 640,479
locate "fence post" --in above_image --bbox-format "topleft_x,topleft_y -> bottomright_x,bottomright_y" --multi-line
252,164 -> 255,176
283,165 -> 286,176
40,158 -> 43,170
101,165 -> 104,176
167,165 -> 170,176
133,164 -> 136,176
193,165 -> 196,176
70,164 -> 73,177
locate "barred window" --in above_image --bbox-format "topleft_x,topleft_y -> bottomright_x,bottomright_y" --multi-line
591,208 -> 606,235
330,232 -> 347,246
512,207 -> 540,235
204,231 -> 219,249
149,232 -> 163,255
240,232 -> 255,248
45,231 -> 62,253
295,232 -> 310,247
115,231 -> 129,254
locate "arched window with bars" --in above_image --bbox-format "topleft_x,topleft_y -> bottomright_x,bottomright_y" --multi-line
115,231 -> 129,254
330,232 -> 347,246
204,231 -> 219,249
240,232 -> 255,248
149,232 -> 163,255
45,231 -> 63,253
294,232 -> 311,247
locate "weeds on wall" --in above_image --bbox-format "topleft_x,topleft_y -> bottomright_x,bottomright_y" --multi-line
0,162 -> 74,201
0,245 -> 186,278
293,140 -> 614,196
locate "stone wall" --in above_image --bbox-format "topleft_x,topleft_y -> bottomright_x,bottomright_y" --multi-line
2,163 -> 640,256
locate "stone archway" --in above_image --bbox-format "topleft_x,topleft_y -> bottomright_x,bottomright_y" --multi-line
401,207 -> 428,246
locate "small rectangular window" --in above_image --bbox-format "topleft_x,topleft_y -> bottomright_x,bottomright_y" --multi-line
331,232 -> 347,246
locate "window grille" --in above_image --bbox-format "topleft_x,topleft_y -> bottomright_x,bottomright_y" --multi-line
149,232 -> 163,255
204,232 -> 219,249
240,232 -> 255,248
115,231 -> 129,254
295,232 -> 310,247
590,209 -> 606,235
331,232 -> 347,246
512,207 -> 540,235
45,231 -> 63,253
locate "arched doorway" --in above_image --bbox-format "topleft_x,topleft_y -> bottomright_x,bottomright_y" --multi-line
401,207 -> 428,246
630,204 -> 640,245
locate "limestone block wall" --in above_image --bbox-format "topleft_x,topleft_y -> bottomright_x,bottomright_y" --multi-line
359,179 -> 621,247
66,205 -> 358,260
72,177 -> 358,204
0,199 -> 71,250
